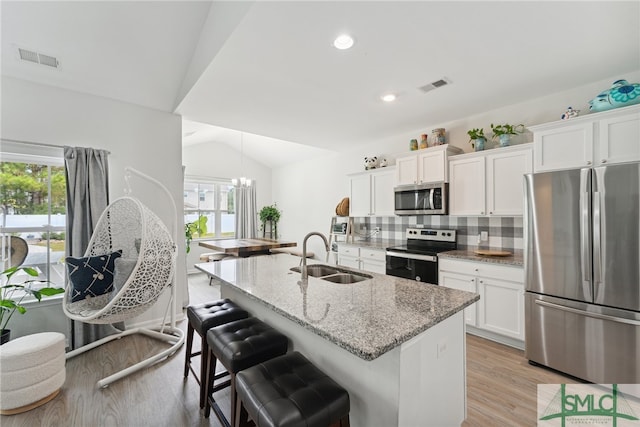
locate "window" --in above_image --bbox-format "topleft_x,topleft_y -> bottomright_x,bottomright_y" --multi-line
1,157 -> 66,288
184,178 -> 235,239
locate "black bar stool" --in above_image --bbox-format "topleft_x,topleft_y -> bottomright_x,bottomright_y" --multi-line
184,300 -> 249,408
205,317 -> 288,427
235,351 -> 350,427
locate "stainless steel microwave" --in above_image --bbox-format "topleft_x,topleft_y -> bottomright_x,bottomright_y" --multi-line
394,182 -> 448,215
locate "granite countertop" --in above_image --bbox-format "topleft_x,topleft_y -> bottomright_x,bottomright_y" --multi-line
202,254 -> 478,361
439,249 -> 524,267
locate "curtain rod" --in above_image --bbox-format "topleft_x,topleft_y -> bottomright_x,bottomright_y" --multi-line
1,138 -> 111,154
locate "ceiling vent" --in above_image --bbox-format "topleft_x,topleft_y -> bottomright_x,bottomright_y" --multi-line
419,78 -> 451,93
16,47 -> 60,69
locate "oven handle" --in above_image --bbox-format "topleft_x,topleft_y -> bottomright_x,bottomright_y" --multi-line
386,251 -> 437,262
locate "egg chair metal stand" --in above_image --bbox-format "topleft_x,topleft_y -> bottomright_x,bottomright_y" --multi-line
63,167 -> 184,388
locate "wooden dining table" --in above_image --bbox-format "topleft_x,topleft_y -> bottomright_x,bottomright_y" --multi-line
198,238 -> 297,258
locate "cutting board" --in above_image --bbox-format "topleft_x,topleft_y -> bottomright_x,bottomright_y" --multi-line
474,249 -> 512,257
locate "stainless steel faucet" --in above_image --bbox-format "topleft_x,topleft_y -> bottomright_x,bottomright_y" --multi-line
301,231 -> 330,281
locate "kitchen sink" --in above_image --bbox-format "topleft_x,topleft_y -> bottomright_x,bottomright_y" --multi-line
290,264 -> 372,283
290,265 -> 340,277
320,273 -> 370,284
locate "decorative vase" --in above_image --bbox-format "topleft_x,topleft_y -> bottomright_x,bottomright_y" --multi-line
410,139 -> 418,151
499,134 -> 511,147
589,79 -> 640,112
473,137 -> 486,152
419,134 -> 428,149
1,329 -> 10,345
431,128 -> 446,145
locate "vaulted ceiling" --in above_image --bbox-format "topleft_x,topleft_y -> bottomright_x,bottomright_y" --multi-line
2,1 -> 639,167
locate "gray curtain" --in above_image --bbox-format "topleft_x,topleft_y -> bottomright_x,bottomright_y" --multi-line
64,146 -> 123,349
234,184 -> 257,239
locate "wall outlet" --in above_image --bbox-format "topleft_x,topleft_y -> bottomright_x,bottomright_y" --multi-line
480,231 -> 488,241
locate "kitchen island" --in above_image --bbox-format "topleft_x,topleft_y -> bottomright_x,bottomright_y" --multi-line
196,254 -> 479,427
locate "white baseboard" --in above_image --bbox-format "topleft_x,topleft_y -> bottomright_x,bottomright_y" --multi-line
466,326 -> 525,350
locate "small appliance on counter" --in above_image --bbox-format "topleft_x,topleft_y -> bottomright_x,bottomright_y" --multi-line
386,228 -> 457,284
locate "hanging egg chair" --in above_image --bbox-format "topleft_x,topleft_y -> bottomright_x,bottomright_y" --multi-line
63,167 -> 183,388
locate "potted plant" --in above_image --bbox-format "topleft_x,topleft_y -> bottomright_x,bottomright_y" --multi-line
467,128 -> 486,151
185,215 -> 208,253
1,266 -> 65,345
259,204 -> 281,239
490,123 -> 525,147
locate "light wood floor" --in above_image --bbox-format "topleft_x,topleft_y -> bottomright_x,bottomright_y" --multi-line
1,273 -> 574,427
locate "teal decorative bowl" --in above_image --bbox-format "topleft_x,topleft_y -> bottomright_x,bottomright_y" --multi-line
589,79 -> 640,112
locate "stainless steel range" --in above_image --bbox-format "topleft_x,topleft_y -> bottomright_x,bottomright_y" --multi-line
386,228 -> 457,284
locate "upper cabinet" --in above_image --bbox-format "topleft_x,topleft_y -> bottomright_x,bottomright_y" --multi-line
449,144 -> 532,216
396,144 -> 463,185
530,104 -> 640,172
348,166 -> 396,217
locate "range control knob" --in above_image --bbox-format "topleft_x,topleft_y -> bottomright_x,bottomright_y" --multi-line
447,233 -> 451,236
415,276 -> 422,282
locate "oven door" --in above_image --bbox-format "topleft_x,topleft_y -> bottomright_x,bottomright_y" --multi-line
385,251 -> 439,284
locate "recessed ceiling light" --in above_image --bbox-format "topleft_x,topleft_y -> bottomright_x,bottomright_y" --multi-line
381,94 -> 397,102
333,34 -> 354,50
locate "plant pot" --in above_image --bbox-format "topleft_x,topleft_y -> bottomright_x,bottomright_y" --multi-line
473,137 -> 486,152
499,134 -> 511,147
1,329 -> 10,345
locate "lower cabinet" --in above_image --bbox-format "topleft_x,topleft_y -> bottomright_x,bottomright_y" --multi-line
337,245 -> 386,274
439,258 -> 524,346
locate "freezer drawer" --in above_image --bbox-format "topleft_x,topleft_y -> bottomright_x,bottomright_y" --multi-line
525,292 -> 640,384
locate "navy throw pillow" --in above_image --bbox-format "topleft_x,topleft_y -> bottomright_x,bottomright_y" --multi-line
66,250 -> 122,303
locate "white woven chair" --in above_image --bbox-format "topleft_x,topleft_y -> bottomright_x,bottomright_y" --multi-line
63,168 -> 184,388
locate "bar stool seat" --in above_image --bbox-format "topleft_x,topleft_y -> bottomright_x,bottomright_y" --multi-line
235,351 -> 350,427
205,317 -> 288,426
184,299 -> 249,408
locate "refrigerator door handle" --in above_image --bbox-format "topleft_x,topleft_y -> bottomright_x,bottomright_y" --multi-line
593,191 -> 603,287
534,299 -> 640,326
580,169 -> 592,298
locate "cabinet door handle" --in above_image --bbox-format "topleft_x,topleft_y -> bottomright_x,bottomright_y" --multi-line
480,211 -> 484,215
489,211 -> 493,214
601,159 -> 607,164
479,280 -> 483,284
587,161 -> 592,165
474,268 -> 478,272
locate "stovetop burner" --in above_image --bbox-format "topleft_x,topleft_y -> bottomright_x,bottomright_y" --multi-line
387,228 -> 457,255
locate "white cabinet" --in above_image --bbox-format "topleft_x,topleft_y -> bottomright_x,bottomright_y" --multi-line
449,156 -> 485,216
439,258 -> 525,344
348,167 -> 396,217
486,147 -> 533,215
337,245 -> 386,274
449,144 -> 532,216
439,271 -> 477,326
396,144 -> 463,185
530,104 -> 640,172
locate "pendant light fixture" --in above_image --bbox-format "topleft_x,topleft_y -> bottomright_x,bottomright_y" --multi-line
232,131 -> 252,187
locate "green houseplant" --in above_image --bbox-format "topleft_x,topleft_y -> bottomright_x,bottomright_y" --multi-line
259,204 -> 281,239
185,215 -> 208,253
1,266 -> 65,344
467,128 -> 486,151
490,123 -> 525,147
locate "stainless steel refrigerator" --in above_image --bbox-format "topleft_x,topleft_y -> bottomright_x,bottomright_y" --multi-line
524,163 -> 640,384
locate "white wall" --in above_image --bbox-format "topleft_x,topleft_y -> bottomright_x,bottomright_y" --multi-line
1,76 -> 188,331
182,140 -> 273,272
273,70 -> 640,258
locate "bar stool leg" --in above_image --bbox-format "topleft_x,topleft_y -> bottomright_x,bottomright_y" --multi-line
204,350 -> 216,418
198,334 -> 210,408
183,323 -> 195,378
